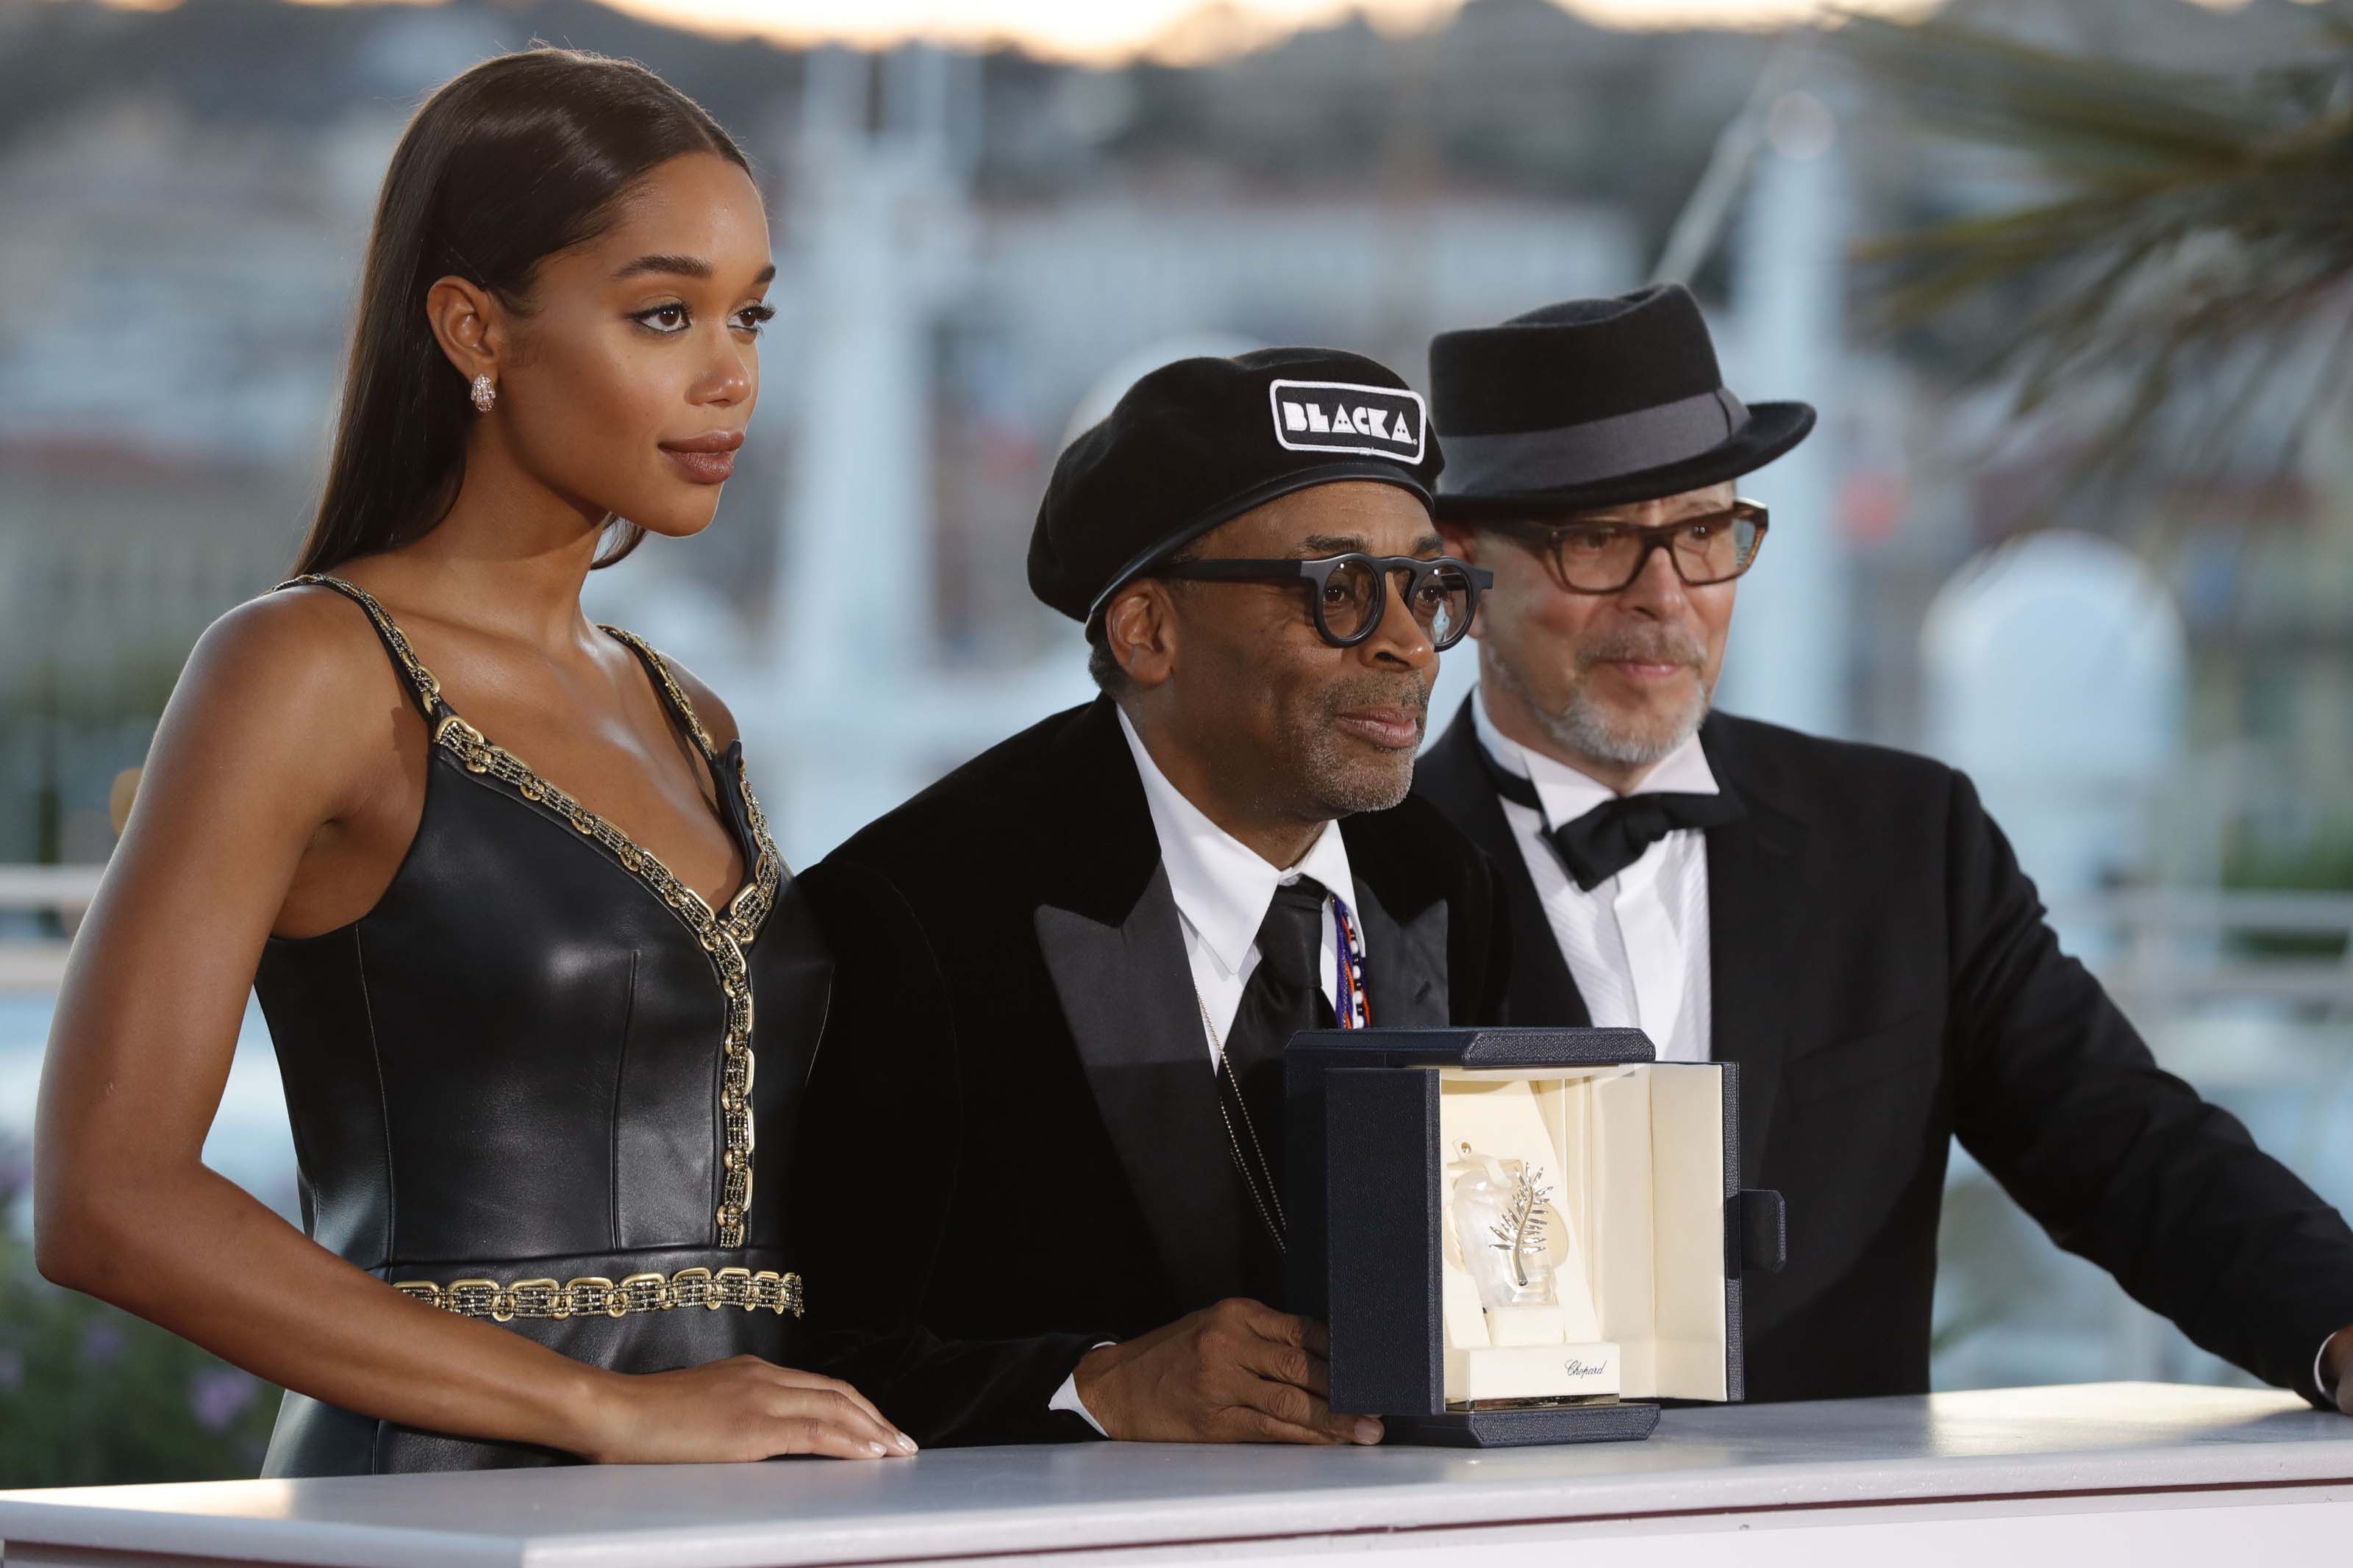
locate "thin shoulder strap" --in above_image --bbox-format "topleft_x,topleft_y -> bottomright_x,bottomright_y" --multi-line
272,573 -> 451,727
600,624 -> 719,762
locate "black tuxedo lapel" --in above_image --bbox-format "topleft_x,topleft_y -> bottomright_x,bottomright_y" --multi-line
1032,701 -> 1249,1309
1343,857 -> 1448,1028
1414,698 -> 1588,1026
1698,713 -> 1807,1186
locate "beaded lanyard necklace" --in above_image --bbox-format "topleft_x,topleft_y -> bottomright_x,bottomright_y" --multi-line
1331,892 -> 1371,1029
1199,889 -> 1371,1252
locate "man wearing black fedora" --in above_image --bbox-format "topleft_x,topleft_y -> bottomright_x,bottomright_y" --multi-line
792,347 -> 1507,1447
1415,283 -> 2353,1413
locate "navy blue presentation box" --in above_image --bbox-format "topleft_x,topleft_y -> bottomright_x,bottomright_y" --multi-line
1285,1026 -> 1786,1448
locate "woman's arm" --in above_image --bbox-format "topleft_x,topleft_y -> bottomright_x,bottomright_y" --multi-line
33,590 -> 912,1463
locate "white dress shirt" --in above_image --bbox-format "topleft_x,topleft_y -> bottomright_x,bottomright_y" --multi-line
1051,708 -> 1361,1430
1473,690 -> 1716,1063
1116,706 -> 1357,1065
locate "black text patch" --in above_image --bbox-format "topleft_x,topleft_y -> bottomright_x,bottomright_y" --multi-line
1268,379 -> 1428,465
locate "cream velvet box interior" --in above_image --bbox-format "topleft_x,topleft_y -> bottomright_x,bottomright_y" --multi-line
1285,1027 -> 1782,1448
1438,1064 -> 1729,1406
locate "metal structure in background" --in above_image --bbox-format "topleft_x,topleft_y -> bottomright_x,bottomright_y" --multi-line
1708,83 -> 1851,742
1645,38 -> 1851,743
1924,529 -> 2190,967
0,867 -> 91,991
748,45 -> 1091,864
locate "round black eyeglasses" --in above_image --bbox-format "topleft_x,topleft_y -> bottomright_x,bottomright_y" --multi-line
1485,499 -> 1769,595
1154,554 -> 1493,651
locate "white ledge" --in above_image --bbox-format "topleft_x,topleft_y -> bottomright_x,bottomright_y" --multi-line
1,1383 -> 2350,1567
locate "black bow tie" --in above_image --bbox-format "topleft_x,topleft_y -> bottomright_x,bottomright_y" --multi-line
1477,742 -> 1745,891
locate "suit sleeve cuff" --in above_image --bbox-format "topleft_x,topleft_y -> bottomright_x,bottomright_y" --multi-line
1049,1342 -> 1119,1436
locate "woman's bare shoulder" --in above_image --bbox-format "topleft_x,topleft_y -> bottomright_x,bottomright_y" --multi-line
188,583 -> 405,707
103,582 -> 423,889
162,583 -> 419,781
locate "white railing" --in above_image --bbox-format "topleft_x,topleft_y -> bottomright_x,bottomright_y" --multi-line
0,870 -> 2347,1003
0,864 -> 104,914
0,864 -> 102,991
2053,889 -> 2353,1012
1946,889 -> 2353,1393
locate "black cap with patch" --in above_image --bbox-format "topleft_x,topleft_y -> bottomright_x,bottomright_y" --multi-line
1029,346 -> 1446,626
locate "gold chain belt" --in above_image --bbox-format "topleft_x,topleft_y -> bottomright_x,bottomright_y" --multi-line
393,1266 -> 803,1324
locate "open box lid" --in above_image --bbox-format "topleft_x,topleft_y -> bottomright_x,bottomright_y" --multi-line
1285,1027 -> 1786,1417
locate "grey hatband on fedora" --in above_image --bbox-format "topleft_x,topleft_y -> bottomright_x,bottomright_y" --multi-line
1428,283 -> 1815,518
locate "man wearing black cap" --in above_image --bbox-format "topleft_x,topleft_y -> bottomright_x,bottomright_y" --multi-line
1415,283 -> 2353,1414
792,348 -> 1506,1447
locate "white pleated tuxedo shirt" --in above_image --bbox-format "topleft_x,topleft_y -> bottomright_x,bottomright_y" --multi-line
1472,691 -> 1718,1063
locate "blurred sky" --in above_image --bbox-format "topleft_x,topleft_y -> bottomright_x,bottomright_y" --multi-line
99,0 -> 1965,60
140,0 -> 2277,60
579,0 -> 1936,57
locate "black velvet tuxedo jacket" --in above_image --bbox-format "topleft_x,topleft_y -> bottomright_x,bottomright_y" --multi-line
1414,695 -> 2353,1408
793,697 -> 1507,1445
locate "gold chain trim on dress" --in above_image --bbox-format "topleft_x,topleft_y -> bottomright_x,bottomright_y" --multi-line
393,1266 -> 802,1322
282,573 -> 776,1247
599,623 -> 719,759
600,623 -> 782,946
724,751 -> 782,939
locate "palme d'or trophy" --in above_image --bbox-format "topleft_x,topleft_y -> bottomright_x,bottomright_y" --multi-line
1443,1142 -> 1620,1407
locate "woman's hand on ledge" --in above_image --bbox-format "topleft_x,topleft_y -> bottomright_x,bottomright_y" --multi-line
573,1355 -> 919,1463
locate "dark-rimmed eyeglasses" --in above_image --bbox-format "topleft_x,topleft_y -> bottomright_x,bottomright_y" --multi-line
1482,499 -> 1769,595
1154,554 -> 1493,651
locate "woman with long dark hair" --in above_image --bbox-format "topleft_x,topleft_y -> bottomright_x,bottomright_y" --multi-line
32,48 -> 914,1475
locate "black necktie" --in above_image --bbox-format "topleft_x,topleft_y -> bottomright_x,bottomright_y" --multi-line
1477,742 -> 1744,892
1218,878 -> 1333,1247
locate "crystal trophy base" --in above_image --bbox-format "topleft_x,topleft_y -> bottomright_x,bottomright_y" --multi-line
1442,1114 -> 1620,1406
1444,1340 -> 1621,1404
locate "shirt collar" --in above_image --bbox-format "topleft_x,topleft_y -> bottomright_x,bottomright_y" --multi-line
1472,687 -> 1718,830
1116,706 -> 1357,978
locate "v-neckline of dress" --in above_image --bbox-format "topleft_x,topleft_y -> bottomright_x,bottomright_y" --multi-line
293,573 -> 782,948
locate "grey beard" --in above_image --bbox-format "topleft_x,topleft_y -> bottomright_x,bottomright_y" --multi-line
1299,729 -> 1418,814
1291,672 -> 1431,816
1485,642 -> 1710,769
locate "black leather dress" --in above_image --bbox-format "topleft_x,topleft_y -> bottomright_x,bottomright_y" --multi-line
251,573 -> 832,1476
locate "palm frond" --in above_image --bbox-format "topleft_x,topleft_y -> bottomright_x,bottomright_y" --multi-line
1835,8 -> 2353,503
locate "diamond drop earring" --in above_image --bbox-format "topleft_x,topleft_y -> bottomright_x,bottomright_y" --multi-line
469,373 -> 496,413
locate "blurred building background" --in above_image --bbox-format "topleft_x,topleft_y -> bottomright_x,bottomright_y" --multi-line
1,0 -> 2349,1482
